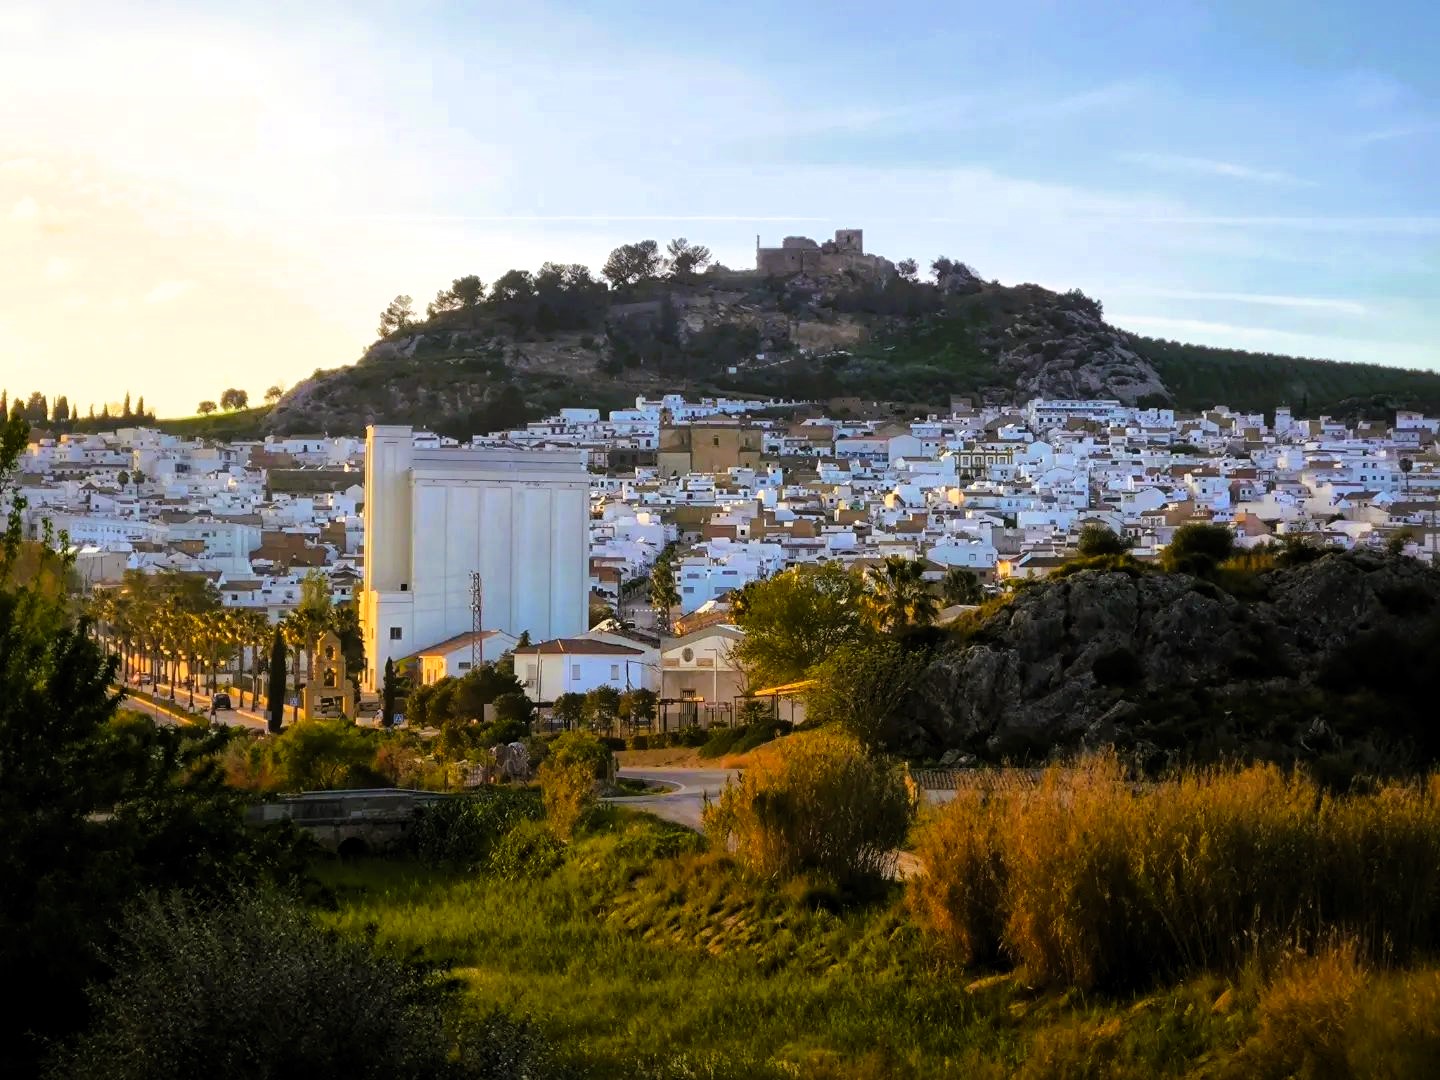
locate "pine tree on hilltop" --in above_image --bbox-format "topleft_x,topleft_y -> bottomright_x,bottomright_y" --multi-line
122,392 -> 132,419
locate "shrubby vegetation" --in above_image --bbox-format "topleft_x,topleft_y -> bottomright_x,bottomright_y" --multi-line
704,730 -> 915,888
909,754 -> 1440,989
406,787 -> 543,867
48,891 -> 557,1080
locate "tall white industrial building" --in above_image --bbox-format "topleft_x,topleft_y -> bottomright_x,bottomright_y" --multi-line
360,425 -> 590,692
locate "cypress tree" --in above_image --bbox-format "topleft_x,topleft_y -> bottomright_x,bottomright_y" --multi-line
266,627 -> 286,734
381,657 -> 397,728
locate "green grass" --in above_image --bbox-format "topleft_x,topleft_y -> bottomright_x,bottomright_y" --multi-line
305,805 -> 1440,1078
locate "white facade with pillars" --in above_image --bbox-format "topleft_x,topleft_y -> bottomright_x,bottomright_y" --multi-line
360,425 -> 590,692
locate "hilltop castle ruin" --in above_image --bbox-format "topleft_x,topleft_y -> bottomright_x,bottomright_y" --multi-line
755,228 -> 894,278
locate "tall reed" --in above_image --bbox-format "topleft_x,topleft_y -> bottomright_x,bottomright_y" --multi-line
909,754 -> 1440,989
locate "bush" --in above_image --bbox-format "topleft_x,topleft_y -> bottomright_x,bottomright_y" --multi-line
703,730 -> 916,888
488,819 -> 566,881
699,724 -> 739,759
269,718 -> 375,791
405,789 -> 543,867
629,734 -> 650,751
909,756 -> 1440,990
539,759 -> 598,840
46,891 -> 554,1080
1230,945 -> 1440,1079
1160,523 -> 1236,576
547,729 -> 615,780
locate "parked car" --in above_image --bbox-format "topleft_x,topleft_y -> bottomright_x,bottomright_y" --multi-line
211,693 -> 233,712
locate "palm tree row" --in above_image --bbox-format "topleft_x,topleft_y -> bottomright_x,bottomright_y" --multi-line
89,569 -> 363,719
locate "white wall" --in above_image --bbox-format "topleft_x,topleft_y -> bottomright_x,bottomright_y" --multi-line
361,427 -> 590,691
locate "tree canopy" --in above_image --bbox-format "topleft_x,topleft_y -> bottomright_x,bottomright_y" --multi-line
731,563 -> 868,688
601,240 -> 662,288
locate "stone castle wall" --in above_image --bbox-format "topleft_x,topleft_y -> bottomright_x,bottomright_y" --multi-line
756,228 -> 890,277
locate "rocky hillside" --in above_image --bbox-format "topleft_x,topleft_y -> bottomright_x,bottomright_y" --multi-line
268,253 -> 1440,435
909,552 -> 1440,776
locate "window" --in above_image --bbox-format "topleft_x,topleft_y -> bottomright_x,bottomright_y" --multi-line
713,437 -> 720,447
610,664 -> 620,680
389,627 -> 402,641
458,661 -> 472,671
571,664 -> 581,681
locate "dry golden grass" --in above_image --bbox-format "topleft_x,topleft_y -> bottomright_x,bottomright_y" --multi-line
909,753 -> 1440,990
703,729 -> 916,887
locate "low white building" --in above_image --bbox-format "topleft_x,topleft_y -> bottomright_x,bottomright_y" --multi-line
659,625 -> 745,705
414,629 -> 521,685
513,637 -> 657,702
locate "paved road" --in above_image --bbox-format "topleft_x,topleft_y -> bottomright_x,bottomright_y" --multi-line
612,767 -> 740,830
119,681 -> 269,731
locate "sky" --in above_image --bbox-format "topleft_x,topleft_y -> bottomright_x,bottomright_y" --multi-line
1,0 -> 1437,417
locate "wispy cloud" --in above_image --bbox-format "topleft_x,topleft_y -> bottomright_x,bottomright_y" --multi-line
1110,286 -> 1368,317
1020,82 -> 1142,119
1122,152 -> 1311,186
1129,215 -> 1440,235
8,195 -> 39,222
1353,121 -> 1440,145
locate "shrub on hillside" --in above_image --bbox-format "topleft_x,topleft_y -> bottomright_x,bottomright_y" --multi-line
539,759 -> 598,840
908,755 -> 1440,990
1160,523 -> 1235,576
488,819 -> 566,881
546,729 -> 615,780
703,730 -> 916,888
47,891 -> 554,1080
405,789 -> 543,867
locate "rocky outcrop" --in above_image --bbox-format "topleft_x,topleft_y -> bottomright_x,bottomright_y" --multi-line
909,553 -> 1440,769
990,290 -> 1169,405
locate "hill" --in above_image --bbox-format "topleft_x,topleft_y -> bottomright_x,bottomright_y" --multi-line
261,248 -> 1440,435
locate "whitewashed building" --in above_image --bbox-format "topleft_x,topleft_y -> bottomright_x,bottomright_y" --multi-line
359,425 -> 590,692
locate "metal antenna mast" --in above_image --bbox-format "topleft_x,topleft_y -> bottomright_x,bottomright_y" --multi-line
470,571 -> 483,670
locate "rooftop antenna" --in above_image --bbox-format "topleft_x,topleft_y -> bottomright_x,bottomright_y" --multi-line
470,571 -> 484,670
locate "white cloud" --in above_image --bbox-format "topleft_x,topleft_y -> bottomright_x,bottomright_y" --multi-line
44,256 -> 73,281
1353,121 -> 1440,145
9,195 -> 38,221
143,280 -> 194,304
1122,152 -> 1311,186
1108,286 -> 1368,317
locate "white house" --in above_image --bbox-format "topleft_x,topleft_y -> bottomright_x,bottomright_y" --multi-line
513,638 -> 657,702
659,625 -> 745,705
414,629 -> 521,685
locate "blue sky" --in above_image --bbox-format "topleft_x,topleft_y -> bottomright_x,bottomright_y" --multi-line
1,0 -> 1437,413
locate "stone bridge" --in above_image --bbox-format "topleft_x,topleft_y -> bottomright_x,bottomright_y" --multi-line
247,788 -> 449,856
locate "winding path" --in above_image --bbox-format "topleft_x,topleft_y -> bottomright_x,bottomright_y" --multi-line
610,767 -> 740,830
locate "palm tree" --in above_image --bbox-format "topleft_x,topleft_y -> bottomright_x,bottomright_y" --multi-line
280,614 -> 308,723
863,556 -> 939,633
940,566 -> 984,606
233,610 -> 269,709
